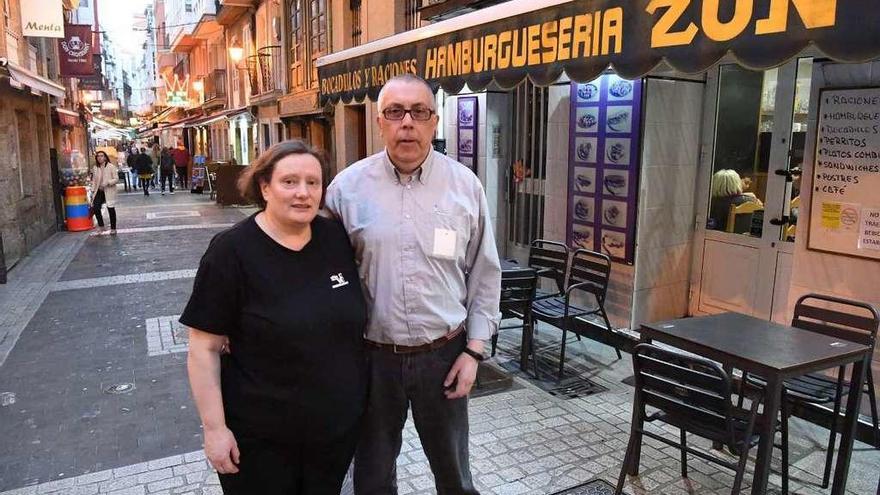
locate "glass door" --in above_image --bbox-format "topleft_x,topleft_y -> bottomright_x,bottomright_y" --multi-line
691,58 -> 813,320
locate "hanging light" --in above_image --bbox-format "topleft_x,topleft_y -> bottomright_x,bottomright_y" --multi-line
228,39 -> 244,64
193,79 -> 204,92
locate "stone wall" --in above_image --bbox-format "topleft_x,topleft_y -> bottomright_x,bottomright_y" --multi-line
0,81 -> 59,268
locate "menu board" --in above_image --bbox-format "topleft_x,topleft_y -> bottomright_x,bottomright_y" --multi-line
808,87 -> 880,260
567,75 -> 642,264
457,96 -> 477,170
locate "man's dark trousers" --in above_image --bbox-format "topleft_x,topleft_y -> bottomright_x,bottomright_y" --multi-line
353,333 -> 478,495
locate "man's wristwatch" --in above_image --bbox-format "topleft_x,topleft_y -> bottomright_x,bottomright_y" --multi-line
462,347 -> 485,362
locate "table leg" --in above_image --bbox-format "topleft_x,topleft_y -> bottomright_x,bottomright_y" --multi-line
751,375 -> 782,495
831,355 -> 868,495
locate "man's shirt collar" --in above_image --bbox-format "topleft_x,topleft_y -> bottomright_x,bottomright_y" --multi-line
383,149 -> 434,185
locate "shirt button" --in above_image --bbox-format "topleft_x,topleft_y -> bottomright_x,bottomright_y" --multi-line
406,184 -> 412,190
405,214 -> 411,219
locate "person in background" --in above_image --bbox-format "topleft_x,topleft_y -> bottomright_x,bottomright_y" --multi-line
135,147 -> 155,196
182,140 -> 367,493
708,169 -> 763,231
127,146 -> 139,188
150,143 -> 162,189
173,146 -> 191,190
325,74 -> 501,495
160,147 -> 176,195
91,151 -> 119,234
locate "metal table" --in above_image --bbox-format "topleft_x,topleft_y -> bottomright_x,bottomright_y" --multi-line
500,259 -> 537,370
640,312 -> 870,495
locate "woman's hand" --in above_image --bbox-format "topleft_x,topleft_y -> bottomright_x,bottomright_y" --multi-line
204,425 -> 240,474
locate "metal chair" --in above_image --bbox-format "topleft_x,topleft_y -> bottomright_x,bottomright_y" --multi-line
741,293 -> 880,489
616,344 -> 779,495
527,240 -> 568,301
491,269 -> 539,376
531,249 -> 621,380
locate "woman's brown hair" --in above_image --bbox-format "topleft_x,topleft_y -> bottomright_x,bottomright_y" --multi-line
237,139 -> 331,210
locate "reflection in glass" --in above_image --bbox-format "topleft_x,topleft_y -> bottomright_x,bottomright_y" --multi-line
707,65 -> 775,235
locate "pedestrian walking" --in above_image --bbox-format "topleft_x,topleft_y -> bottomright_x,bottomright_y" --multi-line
150,143 -> 161,189
159,147 -> 175,195
126,146 -> 138,188
90,151 -> 118,234
172,146 -> 190,190
182,140 -> 367,494
325,74 -> 502,495
135,147 -> 154,196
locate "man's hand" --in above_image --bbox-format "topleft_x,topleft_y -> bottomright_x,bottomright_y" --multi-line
443,340 -> 484,399
204,425 -> 240,474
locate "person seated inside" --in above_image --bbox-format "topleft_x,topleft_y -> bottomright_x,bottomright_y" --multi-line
708,169 -> 762,231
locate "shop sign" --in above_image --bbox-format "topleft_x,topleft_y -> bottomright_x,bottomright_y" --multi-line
101,100 -> 120,111
163,74 -> 190,107
319,0 -> 877,104
21,0 -> 64,38
58,23 -> 94,76
566,75 -> 642,264
279,90 -> 321,116
807,86 -> 880,261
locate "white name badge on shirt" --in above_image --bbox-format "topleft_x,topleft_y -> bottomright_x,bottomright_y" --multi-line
432,228 -> 457,259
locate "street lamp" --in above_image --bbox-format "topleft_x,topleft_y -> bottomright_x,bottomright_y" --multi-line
228,40 -> 244,64
192,79 -> 204,92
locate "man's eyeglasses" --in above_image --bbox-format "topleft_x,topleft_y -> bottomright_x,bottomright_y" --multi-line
381,107 -> 435,121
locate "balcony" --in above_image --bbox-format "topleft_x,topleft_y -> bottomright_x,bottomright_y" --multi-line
246,45 -> 284,104
203,69 -> 227,109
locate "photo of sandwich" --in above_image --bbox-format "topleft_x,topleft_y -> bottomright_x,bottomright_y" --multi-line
574,137 -> 597,163
604,138 -> 630,165
573,166 -> 596,193
603,171 -> 628,197
577,83 -> 599,102
609,79 -> 633,99
459,130 -> 474,155
571,225 -> 594,250
573,196 -> 594,222
601,231 -> 626,258
458,100 -> 475,126
606,107 -> 631,133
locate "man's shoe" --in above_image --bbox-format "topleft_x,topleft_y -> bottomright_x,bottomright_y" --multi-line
170,190 -> 175,194
110,229 -> 117,235
161,191 -> 165,195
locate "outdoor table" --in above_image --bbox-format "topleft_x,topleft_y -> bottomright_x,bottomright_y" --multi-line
499,259 -> 537,370
640,312 -> 870,495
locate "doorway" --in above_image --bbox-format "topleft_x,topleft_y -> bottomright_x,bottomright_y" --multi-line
691,59 -> 813,321
505,80 -> 549,259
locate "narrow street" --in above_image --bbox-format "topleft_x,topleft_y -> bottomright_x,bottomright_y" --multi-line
1,193 -> 877,495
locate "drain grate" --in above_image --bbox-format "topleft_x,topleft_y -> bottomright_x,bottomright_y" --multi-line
104,383 -> 135,395
547,378 -> 607,399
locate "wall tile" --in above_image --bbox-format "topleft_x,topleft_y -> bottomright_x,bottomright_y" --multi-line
631,282 -> 690,328
641,165 -> 698,209
634,242 -> 693,291
642,122 -> 701,168
637,206 -> 695,248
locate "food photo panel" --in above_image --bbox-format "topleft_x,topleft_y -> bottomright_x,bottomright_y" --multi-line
602,200 -> 628,228
575,82 -> 600,103
458,129 -> 474,155
574,137 -> 598,163
573,166 -> 596,194
571,224 -> 595,250
605,106 -> 633,134
575,107 -> 600,133
606,75 -> 635,101
604,137 -> 631,166
602,170 -> 629,198
458,99 -> 476,127
600,231 -> 627,259
572,196 -> 595,223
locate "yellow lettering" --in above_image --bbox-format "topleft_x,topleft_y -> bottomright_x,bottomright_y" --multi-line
473,37 -> 484,73
512,28 -> 528,67
447,43 -> 459,76
601,8 -> 623,54
425,47 -> 438,80
647,0 -> 698,48
702,0 -> 752,41
592,11 -> 601,56
572,14 -> 592,58
557,17 -> 573,61
541,21 -> 558,64
756,0 -> 837,34
437,45 -> 447,78
461,40 -> 472,74
498,31 -> 512,69
527,24 -> 542,66
484,34 -> 498,71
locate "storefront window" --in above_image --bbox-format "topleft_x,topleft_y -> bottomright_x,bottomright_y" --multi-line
288,0 -> 304,90
707,65 -> 777,236
783,58 -> 813,242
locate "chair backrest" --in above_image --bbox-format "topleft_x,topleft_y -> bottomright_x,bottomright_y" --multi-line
500,272 -> 538,313
632,344 -> 736,446
528,240 -> 568,293
726,202 -> 763,234
792,293 -> 880,348
568,248 -> 611,301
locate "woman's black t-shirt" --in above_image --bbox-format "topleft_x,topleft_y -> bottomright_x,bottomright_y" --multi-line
180,214 -> 367,443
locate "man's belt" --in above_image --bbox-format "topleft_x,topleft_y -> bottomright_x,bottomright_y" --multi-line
366,326 -> 464,354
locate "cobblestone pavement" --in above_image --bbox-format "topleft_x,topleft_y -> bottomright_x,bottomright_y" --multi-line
0,189 -> 876,494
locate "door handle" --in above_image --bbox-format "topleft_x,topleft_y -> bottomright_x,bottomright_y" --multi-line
770,216 -> 790,226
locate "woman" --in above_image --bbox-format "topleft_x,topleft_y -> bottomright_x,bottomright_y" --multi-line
181,140 -> 367,494
91,151 -> 119,234
708,169 -> 762,231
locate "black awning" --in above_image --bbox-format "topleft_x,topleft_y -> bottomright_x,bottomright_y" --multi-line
318,0 -> 880,104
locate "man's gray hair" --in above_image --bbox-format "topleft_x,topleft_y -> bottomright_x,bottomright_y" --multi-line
377,74 -> 435,111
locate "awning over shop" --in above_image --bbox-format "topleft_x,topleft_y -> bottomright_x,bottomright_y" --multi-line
184,107 -> 252,128
317,0 -> 880,103
1,59 -> 66,98
54,106 -> 81,127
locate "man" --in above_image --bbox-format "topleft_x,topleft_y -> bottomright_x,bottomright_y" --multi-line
172,146 -> 190,190
325,74 -> 501,495
135,147 -> 154,196
159,147 -> 176,195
